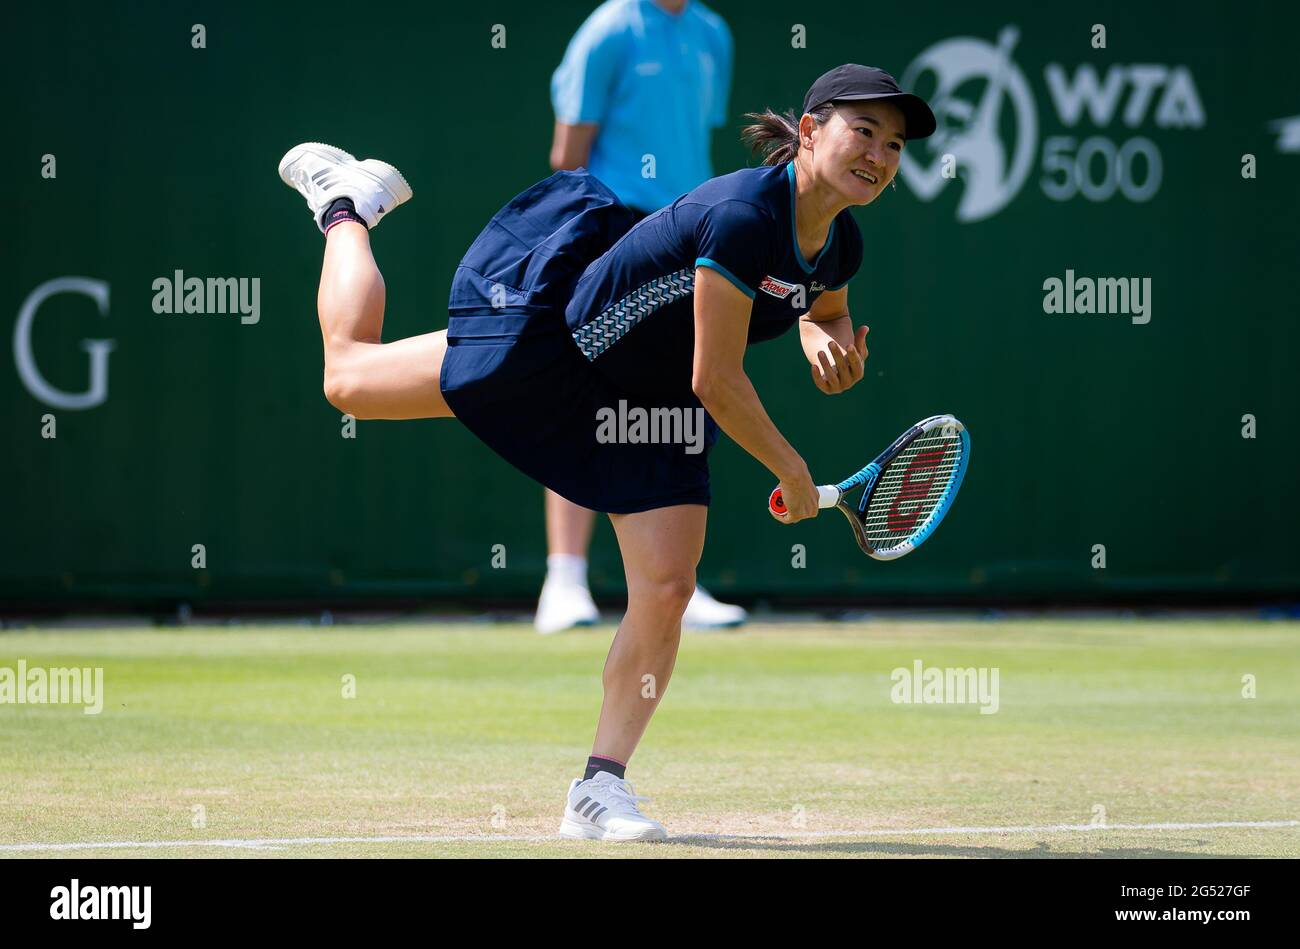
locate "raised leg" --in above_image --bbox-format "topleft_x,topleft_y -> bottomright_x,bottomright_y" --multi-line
317,221 -> 453,420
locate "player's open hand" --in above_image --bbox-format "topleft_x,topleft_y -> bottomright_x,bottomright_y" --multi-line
811,325 -> 869,395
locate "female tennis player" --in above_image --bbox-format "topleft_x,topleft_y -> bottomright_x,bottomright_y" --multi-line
279,64 -> 934,841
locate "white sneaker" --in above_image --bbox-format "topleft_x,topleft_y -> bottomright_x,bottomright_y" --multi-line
278,141 -> 413,233
534,577 -> 599,635
559,772 -> 668,842
683,585 -> 747,629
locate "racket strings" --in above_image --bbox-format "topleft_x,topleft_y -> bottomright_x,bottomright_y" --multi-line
861,432 -> 963,549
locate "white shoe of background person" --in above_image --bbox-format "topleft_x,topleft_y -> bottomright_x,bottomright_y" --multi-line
278,142 -> 413,232
534,554 -> 599,634
559,772 -> 668,842
682,585 -> 747,629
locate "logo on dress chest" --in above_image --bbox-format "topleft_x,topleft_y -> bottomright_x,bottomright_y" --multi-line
759,275 -> 798,299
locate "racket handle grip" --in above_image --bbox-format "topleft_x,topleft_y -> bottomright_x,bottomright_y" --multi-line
768,484 -> 841,515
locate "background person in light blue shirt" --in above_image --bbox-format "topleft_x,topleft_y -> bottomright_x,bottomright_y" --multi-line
549,0 -> 733,214
538,0 -> 743,635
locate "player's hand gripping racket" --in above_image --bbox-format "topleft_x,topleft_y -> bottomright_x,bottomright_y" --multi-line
768,414 -> 970,560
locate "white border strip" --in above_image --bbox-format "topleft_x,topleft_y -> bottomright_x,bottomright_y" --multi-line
2,819 -> 1295,852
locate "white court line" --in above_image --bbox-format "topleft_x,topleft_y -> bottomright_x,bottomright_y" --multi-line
1,819 -> 1295,853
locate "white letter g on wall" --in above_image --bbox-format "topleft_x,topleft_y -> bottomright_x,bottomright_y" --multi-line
14,277 -> 114,409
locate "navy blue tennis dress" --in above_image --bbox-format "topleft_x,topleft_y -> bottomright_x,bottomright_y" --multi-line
440,161 -> 863,514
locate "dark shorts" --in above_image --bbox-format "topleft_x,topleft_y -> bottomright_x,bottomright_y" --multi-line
440,171 -> 715,515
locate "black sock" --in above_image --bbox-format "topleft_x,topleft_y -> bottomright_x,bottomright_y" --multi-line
321,197 -> 365,232
583,755 -> 626,781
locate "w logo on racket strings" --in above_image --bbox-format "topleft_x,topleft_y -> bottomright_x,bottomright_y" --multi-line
884,447 -> 950,533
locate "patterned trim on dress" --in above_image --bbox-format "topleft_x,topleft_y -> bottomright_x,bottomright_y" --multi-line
571,267 -> 695,361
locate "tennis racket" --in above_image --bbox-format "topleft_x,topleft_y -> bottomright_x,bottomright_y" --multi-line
768,414 -> 970,560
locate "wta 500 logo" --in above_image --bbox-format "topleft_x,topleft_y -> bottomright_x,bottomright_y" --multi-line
897,26 -> 1204,222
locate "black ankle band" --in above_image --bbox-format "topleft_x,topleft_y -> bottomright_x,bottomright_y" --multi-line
322,197 -> 366,233
584,755 -> 626,781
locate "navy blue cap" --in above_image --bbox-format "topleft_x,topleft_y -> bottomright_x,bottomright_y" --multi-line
802,64 -> 936,140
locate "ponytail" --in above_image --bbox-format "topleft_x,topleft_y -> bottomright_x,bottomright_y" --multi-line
739,102 -> 836,165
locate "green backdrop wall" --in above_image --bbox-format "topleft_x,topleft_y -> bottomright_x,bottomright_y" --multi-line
4,1 -> 1297,606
